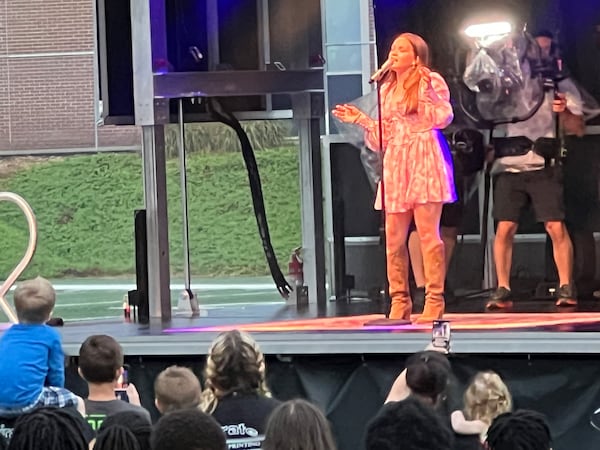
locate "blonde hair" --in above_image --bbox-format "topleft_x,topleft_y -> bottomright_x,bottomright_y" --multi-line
463,371 -> 512,425
200,330 -> 271,414
384,32 -> 431,114
154,365 -> 202,413
13,276 -> 56,323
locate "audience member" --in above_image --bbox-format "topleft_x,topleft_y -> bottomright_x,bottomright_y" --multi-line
94,411 -> 152,450
385,350 -> 451,405
151,408 -> 226,450
366,396 -> 453,450
460,371 -> 512,441
154,365 -> 201,414
385,349 -> 484,449
200,330 -> 280,449
7,407 -> 94,450
78,334 -> 151,430
262,399 -> 337,450
0,277 -> 82,417
485,410 -> 552,450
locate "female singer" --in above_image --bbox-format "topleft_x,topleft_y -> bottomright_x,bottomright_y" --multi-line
332,33 -> 455,323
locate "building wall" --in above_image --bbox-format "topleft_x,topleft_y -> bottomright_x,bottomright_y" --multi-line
0,0 -> 139,152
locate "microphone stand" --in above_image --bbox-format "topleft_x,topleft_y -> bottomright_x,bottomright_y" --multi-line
374,77 -> 392,317
364,74 -> 396,325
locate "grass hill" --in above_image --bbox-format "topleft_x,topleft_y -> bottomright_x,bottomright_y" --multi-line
0,147 -> 301,278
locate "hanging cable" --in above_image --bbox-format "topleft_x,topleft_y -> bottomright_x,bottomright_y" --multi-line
208,98 -> 292,298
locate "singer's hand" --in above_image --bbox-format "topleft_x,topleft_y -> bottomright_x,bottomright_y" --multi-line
552,92 -> 567,113
332,104 -> 364,124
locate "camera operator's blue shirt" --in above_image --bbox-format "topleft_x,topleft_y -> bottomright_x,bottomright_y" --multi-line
0,324 -> 64,408
495,77 -> 583,173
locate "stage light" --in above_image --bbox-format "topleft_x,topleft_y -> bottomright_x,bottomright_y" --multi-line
464,21 -> 512,39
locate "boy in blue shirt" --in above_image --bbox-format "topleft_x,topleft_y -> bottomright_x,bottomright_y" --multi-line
0,277 -> 81,416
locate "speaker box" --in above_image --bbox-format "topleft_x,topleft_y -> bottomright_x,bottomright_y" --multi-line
330,143 -> 384,297
131,209 -> 149,324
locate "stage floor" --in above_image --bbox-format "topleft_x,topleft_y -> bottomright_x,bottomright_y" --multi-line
2,295 -> 594,357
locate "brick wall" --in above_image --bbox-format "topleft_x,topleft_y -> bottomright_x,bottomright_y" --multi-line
0,0 -> 139,152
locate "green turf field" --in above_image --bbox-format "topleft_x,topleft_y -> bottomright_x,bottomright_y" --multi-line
0,276 -> 284,322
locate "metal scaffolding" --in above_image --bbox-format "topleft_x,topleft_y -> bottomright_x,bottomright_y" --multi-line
130,0 -> 326,325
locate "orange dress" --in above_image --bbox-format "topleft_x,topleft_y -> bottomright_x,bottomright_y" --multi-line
358,72 -> 456,212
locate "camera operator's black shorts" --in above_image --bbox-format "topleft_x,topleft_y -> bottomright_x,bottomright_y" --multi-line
440,200 -> 463,228
493,167 -> 565,223
407,200 -> 463,234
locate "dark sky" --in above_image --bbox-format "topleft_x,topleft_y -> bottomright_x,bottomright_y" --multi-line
373,0 -> 600,103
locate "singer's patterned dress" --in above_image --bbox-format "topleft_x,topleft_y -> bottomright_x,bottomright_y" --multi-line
357,72 -> 456,212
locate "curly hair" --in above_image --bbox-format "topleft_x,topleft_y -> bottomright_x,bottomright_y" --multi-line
94,426 -> 141,450
200,330 -> 271,414
486,410 -> 551,450
366,396 -> 453,450
96,411 -> 151,450
8,407 -> 90,450
463,371 -> 512,426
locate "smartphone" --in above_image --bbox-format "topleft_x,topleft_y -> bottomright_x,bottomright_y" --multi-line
432,320 -> 451,351
119,368 -> 129,388
114,388 -> 129,402
115,366 -> 130,402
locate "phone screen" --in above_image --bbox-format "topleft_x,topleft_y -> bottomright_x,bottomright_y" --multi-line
432,320 -> 451,351
115,367 -> 129,402
114,389 -> 130,402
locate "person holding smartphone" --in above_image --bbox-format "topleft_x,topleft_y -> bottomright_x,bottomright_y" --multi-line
385,339 -> 486,450
78,335 -> 151,431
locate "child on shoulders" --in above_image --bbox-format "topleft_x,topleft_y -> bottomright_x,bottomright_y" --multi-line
0,277 -> 81,417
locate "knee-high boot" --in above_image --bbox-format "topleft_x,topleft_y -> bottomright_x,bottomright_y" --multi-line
386,244 -> 413,321
416,239 -> 445,324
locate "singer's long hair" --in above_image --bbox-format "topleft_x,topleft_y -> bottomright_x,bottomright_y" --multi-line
385,32 -> 430,114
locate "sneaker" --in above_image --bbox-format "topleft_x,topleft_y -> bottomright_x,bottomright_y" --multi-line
555,284 -> 577,307
486,287 -> 513,310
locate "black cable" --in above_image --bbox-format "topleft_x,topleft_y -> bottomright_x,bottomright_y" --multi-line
207,98 -> 292,298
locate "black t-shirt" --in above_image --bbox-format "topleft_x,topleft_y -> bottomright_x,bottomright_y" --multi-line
437,373 -> 464,426
438,375 -> 484,450
212,393 -> 281,450
0,416 -> 16,445
84,399 -> 151,431
453,434 -> 484,450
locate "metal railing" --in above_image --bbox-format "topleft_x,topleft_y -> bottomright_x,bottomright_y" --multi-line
0,192 -> 37,323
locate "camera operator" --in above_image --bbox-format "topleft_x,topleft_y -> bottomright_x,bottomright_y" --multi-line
487,29 -> 585,310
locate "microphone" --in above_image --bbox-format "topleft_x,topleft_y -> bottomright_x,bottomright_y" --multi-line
369,59 -> 392,84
